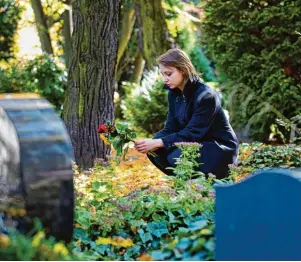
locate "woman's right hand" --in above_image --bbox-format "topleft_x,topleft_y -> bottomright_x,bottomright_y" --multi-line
134,139 -> 163,154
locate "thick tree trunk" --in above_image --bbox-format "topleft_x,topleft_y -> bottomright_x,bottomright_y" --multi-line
116,3 -> 135,70
134,0 -> 169,69
62,6 -> 72,69
63,0 -> 121,168
30,0 -> 53,54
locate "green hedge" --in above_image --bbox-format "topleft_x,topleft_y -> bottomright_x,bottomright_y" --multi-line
121,71 -> 168,135
202,0 -> 301,141
0,0 -> 23,61
0,54 -> 66,115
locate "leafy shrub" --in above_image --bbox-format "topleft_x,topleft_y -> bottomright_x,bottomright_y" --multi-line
0,0 -> 23,61
270,115 -> 301,144
74,180 -> 216,260
202,0 -> 301,141
189,46 -> 216,82
73,144 -> 217,260
150,222 -> 214,261
74,141 -> 301,260
230,142 -> 301,182
0,218 -> 89,261
121,68 -> 168,135
0,54 -> 66,114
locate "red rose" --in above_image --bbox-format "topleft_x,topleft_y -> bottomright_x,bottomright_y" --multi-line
98,124 -> 107,133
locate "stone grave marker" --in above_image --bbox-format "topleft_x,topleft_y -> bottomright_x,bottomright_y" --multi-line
215,168 -> 301,260
0,94 -> 74,242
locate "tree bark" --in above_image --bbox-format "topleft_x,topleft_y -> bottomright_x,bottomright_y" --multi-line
30,0 -> 53,54
62,5 -> 72,69
116,3 -> 135,70
130,51 -> 144,83
134,0 -> 169,69
63,0 -> 121,168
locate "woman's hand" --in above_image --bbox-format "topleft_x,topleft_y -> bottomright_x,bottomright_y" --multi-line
134,139 -> 164,154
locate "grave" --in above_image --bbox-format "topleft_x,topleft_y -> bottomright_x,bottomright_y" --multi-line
216,167 -> 301,260
0,94 -> 74,242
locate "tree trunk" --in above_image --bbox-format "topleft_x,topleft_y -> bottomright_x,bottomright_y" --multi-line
116,3 -> 135,70
134,0 -> 169,69
130,51 -> 144,83
62,5 -> 72,69
30,0 -> 53,54
63,0 -> 121,168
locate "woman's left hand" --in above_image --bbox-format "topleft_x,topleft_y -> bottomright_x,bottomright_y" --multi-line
134,139 -> 163,154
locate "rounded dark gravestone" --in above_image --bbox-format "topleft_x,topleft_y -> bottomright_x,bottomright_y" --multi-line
0,94 -> 74,242
216,168 -> 301,261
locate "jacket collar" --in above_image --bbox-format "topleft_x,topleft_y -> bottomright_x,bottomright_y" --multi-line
163,79 -> 200,98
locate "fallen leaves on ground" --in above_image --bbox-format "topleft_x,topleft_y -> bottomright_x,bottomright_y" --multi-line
74,148 -> 172,199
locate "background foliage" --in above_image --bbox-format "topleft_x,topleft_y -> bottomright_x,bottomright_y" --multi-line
0,0 -> 23,61
0,54 -> 66,114
202,0 -> 301,141
121,69 -> 168,135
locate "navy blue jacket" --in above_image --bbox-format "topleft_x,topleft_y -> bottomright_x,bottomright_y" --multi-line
154,79 -> 239,178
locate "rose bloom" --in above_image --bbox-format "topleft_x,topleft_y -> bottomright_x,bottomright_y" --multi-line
98,124 -> 107,133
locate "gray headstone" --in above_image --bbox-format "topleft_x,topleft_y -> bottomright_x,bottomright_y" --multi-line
216,168 -> 301,261
0,94 -> 74,242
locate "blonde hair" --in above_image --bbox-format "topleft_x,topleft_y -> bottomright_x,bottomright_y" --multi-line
157,48 -> 200,82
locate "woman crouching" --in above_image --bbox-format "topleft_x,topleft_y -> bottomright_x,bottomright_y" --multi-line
134,48 -> 238,179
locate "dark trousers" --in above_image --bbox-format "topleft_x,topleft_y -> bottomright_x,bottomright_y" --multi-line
147,143 -> 233,179
147,147 -> 177,176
